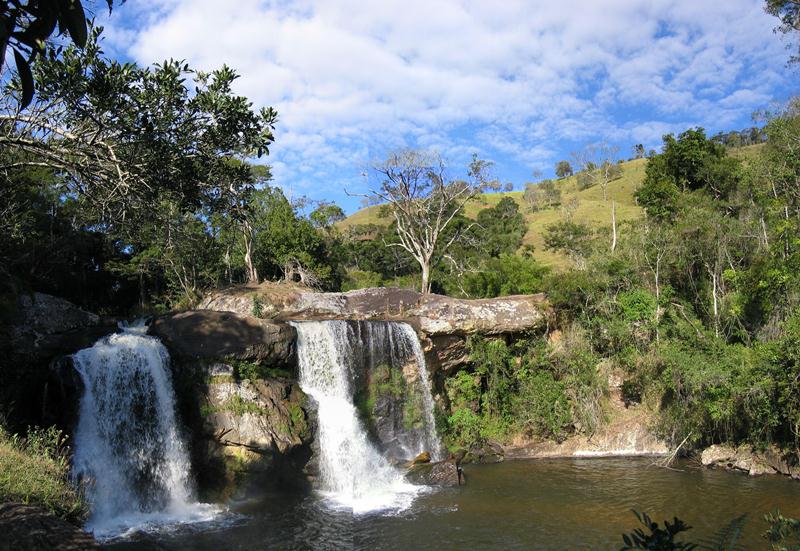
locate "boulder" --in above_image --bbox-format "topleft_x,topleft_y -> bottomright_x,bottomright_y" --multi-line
0,502 -> 101,551
412,451 -> 431,464
465,441 -> 505,464
149,310 -> 295,365
405,460 -> 462,487
5,292 -> 117,361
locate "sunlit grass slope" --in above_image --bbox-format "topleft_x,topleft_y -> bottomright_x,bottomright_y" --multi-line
339,145 -> 763,270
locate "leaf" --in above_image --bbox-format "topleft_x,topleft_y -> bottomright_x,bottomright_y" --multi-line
13,48 -> 34,108
60,0 -> 88,47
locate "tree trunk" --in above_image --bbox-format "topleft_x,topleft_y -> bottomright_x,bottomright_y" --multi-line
420,261 -> 431,294
711,269 -> 719,338
654,257 -> 660,343
243,222 -> 258,283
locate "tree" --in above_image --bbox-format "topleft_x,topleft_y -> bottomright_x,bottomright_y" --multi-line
543,220 -> 593,267
310,202 -> 346,233
476,196 -> 527,257
1,28 -> 277,229
572,142 -> 621,200
633,144 -> 646,159
367,150 -> 496,293
1,0 -> 116,107
766,0 -> 800,64
555,160 -> 573,178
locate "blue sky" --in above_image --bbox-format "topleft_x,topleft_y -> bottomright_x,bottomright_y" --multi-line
98,0 -> 795,213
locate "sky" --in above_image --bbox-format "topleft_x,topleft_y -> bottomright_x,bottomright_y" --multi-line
98,0 -> 796,213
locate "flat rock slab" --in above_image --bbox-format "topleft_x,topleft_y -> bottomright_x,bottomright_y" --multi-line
0,502 -> 100,551
199,283 -> 550,337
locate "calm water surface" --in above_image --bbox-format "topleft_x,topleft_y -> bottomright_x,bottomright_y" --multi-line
107,457 -> 800,550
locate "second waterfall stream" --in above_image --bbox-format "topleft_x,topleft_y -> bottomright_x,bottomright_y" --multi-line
291,320 -> 442,513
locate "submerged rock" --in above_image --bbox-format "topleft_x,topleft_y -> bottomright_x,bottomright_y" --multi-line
406,460 -> 462,487
0,502 -> 101,551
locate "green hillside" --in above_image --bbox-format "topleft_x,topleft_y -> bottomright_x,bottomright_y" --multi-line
339,145 -> 764,270
340,157 -> 647,269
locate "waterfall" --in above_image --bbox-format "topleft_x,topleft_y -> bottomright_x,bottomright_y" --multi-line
292,320 -> 440,513
72,324 -> 216,538
395,323 -> 442,461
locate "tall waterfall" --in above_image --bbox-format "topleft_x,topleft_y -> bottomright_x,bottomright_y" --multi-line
72,324 -> 215,538
291,320 -> 441,513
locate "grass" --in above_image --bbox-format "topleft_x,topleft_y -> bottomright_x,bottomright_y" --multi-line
0,426 -> 87,523
338,158 -> 646,270
338,145 -> 764,271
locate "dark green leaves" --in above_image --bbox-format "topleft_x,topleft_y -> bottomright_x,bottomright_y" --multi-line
1,0 -> 108,107
13,48 -> 34,107
60,0 -> 88,48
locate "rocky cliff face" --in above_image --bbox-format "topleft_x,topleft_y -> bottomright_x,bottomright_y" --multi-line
149,311 -> 313,498
1,292 -> 119,430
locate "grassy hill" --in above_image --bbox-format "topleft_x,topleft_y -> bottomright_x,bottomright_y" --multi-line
339,145 -> 764,270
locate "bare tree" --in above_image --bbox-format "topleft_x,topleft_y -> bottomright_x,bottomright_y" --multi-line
365,150 -> 496,293
571,142 -> 621,200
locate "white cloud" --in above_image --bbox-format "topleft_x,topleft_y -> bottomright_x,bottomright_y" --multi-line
104,0 -> 792,210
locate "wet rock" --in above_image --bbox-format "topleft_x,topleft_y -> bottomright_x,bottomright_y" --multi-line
701,444 -> 799,478
406,460 -> 462,487
412,451 -> 431,464
0,502 -> 101,551
149,310 -> 295,365
465,441 -> 505,464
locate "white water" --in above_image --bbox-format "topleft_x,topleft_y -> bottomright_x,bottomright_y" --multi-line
72,324 -> 217,539
396,323 -> 443,461
292,321 -> 433,514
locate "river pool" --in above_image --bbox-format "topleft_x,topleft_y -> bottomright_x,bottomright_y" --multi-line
106,457 -> 800,550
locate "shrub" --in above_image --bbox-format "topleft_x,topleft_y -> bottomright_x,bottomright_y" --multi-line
446,408 -> 484,450
513,370 -> 571,441
619,289 -> 657,322
462,254 -> 549,298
